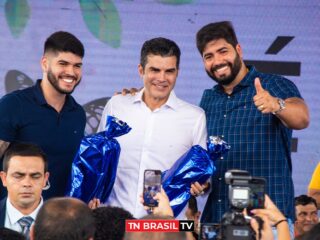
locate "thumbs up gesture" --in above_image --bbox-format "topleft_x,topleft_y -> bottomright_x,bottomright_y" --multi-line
253,78 -> 279,114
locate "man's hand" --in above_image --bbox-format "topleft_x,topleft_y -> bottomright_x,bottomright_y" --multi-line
88,198 -> 101,209
190,181 -> 210,197
253,78 -> 280,114
114,87 -> 141,96
140,188 -> 174,217
250,195 -> 286,226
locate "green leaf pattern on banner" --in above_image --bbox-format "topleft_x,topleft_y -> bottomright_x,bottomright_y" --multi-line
157,0 -> 193,4
79,0 -> 121,48
5,0 -> 30,38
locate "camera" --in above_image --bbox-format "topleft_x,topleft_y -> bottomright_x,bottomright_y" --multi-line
219,169 -> 266,240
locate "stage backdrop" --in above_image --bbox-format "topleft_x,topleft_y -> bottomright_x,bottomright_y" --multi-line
0,0 -> 319,197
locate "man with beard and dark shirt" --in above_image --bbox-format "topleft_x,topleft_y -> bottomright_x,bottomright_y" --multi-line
196,21 -> 309,230
0,31 -> 86,199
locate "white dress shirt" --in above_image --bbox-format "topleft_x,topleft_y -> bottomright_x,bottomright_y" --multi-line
4,197 -> 43,232
98,90 -> 207,218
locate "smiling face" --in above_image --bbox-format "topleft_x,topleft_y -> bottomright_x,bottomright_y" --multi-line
41,51 -> 83,95
0,156 -> 49,214
202,38 -> 244,86
139,54 -> 178,110
295,203 -> 319,234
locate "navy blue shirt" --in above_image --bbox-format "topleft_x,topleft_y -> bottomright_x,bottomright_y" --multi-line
200,66 -> 302,222
0,80 -> 86,199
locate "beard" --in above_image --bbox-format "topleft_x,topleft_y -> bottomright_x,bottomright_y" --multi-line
47,69 -> 80,95
206,53 -> 242,86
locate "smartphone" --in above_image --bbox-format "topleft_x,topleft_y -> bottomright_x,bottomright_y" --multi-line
143,169 -> 162,207
200,223 -> 220,240
247,177 -> 266,215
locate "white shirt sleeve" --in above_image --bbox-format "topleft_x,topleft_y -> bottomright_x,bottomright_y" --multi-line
192,110 -> 207,150
97,98 -> 113,132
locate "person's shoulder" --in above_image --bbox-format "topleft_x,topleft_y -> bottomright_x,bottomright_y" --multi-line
107,94 -> 136,106
176,98 -> 205,115
258,72 -> 294,85
0,198 -> 6,211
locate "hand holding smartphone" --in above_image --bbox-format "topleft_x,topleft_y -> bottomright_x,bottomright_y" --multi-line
143,169 -> 162,207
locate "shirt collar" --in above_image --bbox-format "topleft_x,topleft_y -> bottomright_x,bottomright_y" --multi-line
6,197 -> 43,224
32,79 -> 77,110
133,88 -> 179,110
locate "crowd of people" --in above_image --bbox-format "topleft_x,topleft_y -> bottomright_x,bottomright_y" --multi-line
0,20 -> 317,240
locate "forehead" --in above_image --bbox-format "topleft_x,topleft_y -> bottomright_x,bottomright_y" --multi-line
296,203 -> 317,213
47,51 -> 82,63
203,39 -> 234,53
7,156 -> 45,173
145,54 -> 177,68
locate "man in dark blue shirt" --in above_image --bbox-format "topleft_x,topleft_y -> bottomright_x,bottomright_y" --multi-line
0,31 -> 86,199
196,21 -> 309,225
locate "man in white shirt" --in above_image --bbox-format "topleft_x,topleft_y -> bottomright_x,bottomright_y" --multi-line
0,143 -> 49,239
98,37 -> 208,218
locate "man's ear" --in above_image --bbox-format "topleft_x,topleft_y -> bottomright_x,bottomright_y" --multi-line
41,56 -> 49,73
0,171 -> 7,187
138,64 -> 144,78
42,172 -> 50,188
235,43 -> 243,58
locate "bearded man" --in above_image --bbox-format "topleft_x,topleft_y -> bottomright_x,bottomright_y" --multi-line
196,21 -> 309,230
0,31 -> 86,199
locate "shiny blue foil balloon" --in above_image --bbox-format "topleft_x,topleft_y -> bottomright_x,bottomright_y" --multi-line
162,136 -> 230,217
65,116 -> 131,203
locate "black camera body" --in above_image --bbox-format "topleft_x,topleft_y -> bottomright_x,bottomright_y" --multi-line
220,169 -> 265,240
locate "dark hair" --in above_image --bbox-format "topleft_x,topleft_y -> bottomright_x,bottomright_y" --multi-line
295,195 -> 317,208
196,21 -> 238,55
0,227 -> 26,240
140,37 -> 181,69
34,198 -> 95,240
44,31 -> 85,58
3,142 -> 48,172
93,206 -> 134,240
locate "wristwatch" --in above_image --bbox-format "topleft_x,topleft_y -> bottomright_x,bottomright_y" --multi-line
272,98 -> 286,115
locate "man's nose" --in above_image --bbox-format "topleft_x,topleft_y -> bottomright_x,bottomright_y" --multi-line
65,65 -> 76,76
22,176 -> 32,187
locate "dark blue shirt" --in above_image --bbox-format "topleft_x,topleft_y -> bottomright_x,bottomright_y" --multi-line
0,80 -> 86,199
200,66 -> 301,222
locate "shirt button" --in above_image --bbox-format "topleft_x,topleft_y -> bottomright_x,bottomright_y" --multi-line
218,178 -> 222,181
223,114 -> 226,118
220,157 -> 224,160
218,199 -> 222,202
221,135 -> 224,138
227,96 -> 231,99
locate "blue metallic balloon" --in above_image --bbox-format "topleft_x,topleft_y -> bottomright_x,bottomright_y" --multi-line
162,136 -> 230,217
65,116 -> 131,203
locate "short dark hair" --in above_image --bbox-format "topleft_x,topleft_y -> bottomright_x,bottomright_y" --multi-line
0,227 -> 25,240
34,197 -> 95,240
44,31 -> 85,58
93,206 -> 134,240
295,195 -> 317,208
2,142 -> 48,172
140,37 -> 181,69
196,21 -> 238,55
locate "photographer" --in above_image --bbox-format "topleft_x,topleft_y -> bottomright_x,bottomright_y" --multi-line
250,195 -> 291,240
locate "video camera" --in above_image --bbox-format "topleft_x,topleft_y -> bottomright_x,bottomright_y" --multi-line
200,169 -> 266,240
